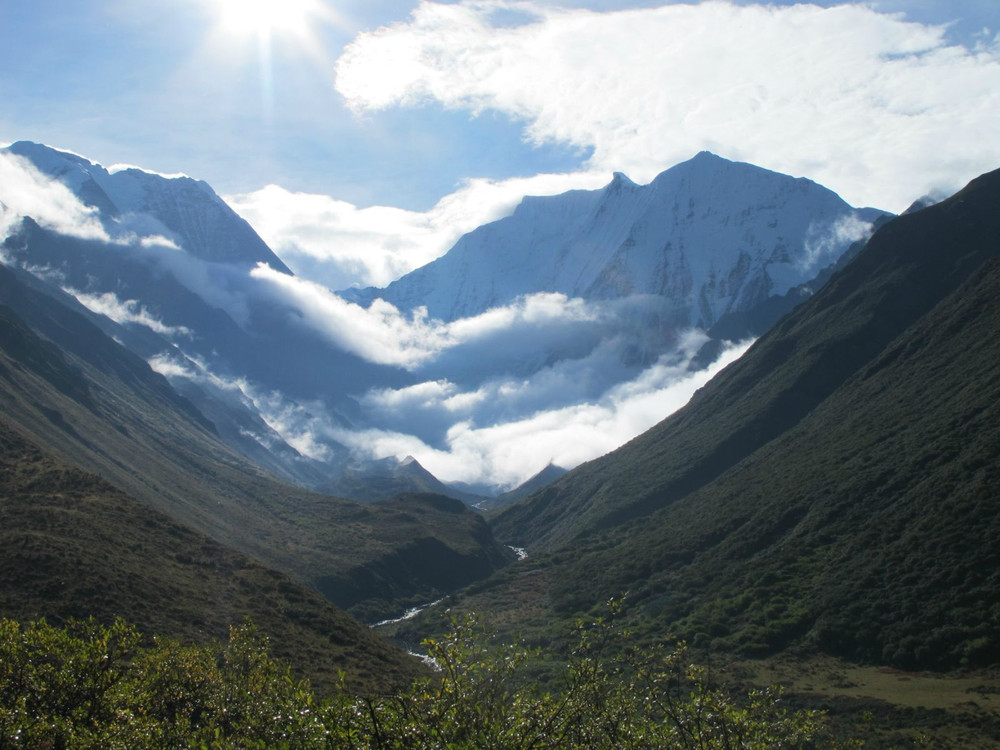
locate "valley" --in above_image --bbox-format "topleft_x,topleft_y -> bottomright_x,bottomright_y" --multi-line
0,140 -> 997,746
357,164 -> 1000,746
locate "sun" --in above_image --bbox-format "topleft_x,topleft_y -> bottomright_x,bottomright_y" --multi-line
214,0 -> 321,37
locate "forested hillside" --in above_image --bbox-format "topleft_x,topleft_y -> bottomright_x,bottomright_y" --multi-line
461,167 -> 1000,673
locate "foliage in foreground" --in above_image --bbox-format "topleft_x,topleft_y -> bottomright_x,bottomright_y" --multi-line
0,607 -> 859,749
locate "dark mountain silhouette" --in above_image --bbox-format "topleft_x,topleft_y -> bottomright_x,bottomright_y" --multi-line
320,455 -> 488,505
478,463 -> 569,511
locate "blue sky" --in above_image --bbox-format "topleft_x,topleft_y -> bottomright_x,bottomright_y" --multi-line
2,0 -> 587,207
3,0 -> 1000,289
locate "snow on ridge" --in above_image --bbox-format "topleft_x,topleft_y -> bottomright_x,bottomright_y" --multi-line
107,163 -> 193,181
360,152 -> 888,327
4,141 -> 288,270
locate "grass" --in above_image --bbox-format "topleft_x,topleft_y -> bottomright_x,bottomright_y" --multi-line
755,658 -> 1000,712
0,420 -> 425,694
740,654 -> 1000,749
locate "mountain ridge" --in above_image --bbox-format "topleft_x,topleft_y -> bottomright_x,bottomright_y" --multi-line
5,141 -> 290,271
491,166 -> 999,551
345,152 -> 888,330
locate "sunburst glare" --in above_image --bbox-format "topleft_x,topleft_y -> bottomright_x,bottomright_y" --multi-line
214,0 -> 322,37
204,0 -> 338,122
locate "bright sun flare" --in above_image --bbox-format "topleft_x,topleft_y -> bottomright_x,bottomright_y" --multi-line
215,0 -> 320,37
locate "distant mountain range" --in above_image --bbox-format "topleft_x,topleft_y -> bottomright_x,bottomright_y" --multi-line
1,142 -> 891,500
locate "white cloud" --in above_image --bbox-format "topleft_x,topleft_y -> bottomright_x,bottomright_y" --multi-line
148,350 -> 343,462
335,0 -> 1000,214
149,263 -> 754,491
139,235 -> 182,250
0,151 -> 111,242
249,262 -> 617,370
249,263 -> 450,367
0,203 -> 17,248
225,170 -> 605,290
335,337 -> 752,489
796,214 -> 875,273
67,289 -> 193,338
361,325 -> 708,433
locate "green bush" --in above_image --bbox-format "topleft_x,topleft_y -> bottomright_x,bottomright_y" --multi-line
0,608 -> 858,749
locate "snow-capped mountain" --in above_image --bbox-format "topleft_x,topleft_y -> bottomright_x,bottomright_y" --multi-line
1,141 -> 894,499
347,152 -> 887,330
4,141 -> 289,271
0,141 -> 408,490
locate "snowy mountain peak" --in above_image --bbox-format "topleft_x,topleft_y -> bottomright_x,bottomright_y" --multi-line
7,140 -> 94,173
349,154 -> 890,326
609,171 -> 638,188
688,150 -> 727,165
3,141 -> 289,271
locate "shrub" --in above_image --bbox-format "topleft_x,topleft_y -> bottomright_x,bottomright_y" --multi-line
0,609 -> 858,749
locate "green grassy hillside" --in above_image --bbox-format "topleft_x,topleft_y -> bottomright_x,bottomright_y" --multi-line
0,420 -> 422,694
511,253 -> 1000,669
381,167 -> 1000,747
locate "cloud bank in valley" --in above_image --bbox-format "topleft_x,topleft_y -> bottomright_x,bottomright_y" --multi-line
162,315 -> 750,490
156,258 -> 746,489
331,335 -> 752,489
69,290 -> 194,339
248,262 -> 639,373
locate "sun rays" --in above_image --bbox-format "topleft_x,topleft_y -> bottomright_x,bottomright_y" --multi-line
212,0 -> 324,38
202,0 -> 340,122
